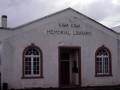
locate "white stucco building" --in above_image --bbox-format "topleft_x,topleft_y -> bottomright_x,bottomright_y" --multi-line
0,8 -> 120,89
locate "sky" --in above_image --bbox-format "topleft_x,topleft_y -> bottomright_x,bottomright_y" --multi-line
0,0 -> 120,28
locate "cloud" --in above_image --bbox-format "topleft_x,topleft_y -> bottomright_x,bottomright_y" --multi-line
72,0 -> 120,28
0,0 -> 69,27
76,0 -> 119,20
100,13 -> 120,28
0,0 -> 120,28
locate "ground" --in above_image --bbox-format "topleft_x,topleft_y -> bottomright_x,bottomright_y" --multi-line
12,86 -> 120,90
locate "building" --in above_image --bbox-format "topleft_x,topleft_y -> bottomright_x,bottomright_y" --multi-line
0,8 -> 120,89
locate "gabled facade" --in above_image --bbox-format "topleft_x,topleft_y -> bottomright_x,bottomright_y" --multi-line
0,8 -> 120,89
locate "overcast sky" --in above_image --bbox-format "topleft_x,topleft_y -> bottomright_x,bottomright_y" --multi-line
0,0 -> 120,28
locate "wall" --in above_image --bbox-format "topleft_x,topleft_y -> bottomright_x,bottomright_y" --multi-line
1,9 -> 120,89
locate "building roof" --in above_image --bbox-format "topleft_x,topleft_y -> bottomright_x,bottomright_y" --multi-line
0,7 -> 119,34
112,25 -> 120,33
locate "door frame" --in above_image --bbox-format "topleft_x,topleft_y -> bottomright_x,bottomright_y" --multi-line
58,46 -> 81,87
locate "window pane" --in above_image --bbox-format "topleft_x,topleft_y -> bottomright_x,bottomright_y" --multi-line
24,47 -> 41,77
96,58 -> 103,74
104,57 -> 109,74
25,57 -> 31,75
25,48 -> 39,55
33,57 -> 40,75
96,48 -> 110,75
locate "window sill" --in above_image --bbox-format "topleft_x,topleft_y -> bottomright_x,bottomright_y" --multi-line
95,74 -> 113,77
21,76 -> 44,79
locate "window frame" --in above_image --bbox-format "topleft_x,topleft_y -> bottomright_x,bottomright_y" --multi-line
22,43 -> 43,79
95,45 -> 112,77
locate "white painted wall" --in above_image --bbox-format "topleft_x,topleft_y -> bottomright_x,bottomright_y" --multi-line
0,8 -> 120,89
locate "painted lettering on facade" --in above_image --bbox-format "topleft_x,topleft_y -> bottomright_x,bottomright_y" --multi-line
47,30 -> 92,36
59,23 -> 80,28
47,30 -> 71,35
46,23 -> 92,36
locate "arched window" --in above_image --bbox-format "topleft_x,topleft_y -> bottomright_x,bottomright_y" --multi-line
95,45 -> 112,76
22,43 -> 43,78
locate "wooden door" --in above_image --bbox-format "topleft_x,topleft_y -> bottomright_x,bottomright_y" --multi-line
60,52 -> 70,85
60,61 -> 70,85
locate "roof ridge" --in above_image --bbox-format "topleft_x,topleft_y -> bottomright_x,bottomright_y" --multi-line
10,7 -> 118,34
